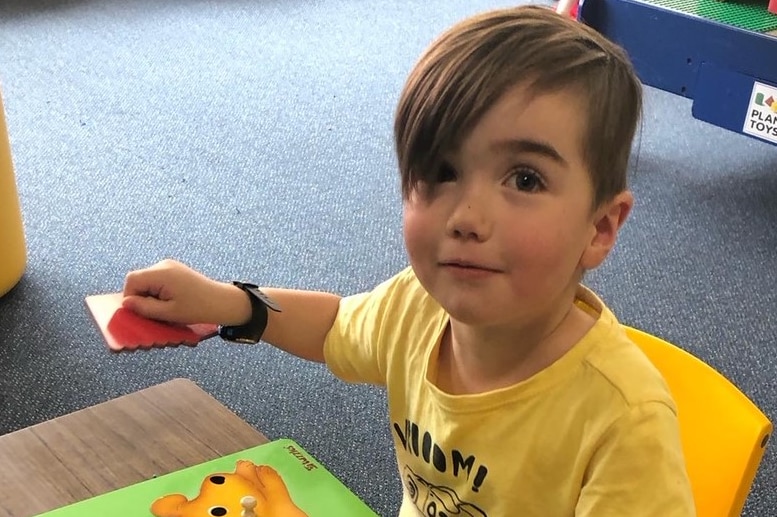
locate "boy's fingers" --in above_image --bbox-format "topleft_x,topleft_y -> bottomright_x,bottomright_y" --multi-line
123,268 -> 168,298
123,270 -> 150,297
121,295 -> 174,322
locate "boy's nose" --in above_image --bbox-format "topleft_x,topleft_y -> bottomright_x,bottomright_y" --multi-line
445,190 -> 493,242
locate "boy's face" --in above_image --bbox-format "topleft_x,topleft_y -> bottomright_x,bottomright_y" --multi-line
403,83 -> 629,329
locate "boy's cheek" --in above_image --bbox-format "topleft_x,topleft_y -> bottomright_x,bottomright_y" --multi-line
402,207 -> 438,268
402,203 -> 426,238
403,217 -> 427,260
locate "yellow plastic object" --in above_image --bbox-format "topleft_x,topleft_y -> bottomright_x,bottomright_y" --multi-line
0,88 -> 26,297
623,326 -> 772,517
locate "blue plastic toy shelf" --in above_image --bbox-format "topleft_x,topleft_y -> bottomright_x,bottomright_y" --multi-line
579,0 -> 777,147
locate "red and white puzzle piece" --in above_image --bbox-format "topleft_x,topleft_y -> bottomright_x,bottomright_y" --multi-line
85,293 -> 218,352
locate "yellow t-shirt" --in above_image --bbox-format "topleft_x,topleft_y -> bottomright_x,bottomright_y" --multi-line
324,267 -> 695,517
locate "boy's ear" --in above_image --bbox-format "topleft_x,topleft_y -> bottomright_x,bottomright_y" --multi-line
580,190 -> 633,270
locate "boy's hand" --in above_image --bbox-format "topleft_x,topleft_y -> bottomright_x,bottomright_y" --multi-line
121,259 -> 251,326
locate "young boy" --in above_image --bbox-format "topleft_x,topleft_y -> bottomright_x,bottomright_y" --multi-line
122,6 -> 695,516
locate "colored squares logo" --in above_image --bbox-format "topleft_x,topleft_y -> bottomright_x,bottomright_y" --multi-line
755,92 -> 777,112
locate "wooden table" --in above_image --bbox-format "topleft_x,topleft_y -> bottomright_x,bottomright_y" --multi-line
0,378 -> 269,517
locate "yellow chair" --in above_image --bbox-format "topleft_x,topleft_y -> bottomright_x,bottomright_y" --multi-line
624,326 -> 772,517
0,87 -> 26,297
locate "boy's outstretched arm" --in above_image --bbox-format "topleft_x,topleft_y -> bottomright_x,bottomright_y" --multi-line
256,287 -> 340,363
122,259 -> 340,363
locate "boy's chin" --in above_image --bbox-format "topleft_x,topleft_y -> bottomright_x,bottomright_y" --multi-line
439,299 -> 502,328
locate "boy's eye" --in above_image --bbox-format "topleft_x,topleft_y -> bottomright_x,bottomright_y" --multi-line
509,168 -> 544,192
435,162 -> 457,183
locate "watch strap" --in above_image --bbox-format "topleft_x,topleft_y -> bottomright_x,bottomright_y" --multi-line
218,282 -> 282,344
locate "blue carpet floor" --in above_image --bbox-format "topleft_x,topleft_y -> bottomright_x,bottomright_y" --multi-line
1,1 -> 775,515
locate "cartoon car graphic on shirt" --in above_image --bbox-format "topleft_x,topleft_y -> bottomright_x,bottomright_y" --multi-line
403,466 -> 487,517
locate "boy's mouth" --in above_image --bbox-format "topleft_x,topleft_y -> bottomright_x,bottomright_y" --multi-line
438,260 -> 502,273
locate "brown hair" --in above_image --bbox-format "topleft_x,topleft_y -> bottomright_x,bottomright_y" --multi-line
394,5 -> 642,207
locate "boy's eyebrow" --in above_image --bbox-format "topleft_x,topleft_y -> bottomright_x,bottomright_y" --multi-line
490,138 -> 568,167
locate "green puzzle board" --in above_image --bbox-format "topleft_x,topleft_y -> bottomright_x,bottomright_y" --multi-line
33,439 -> 378,517
643,0 -> 777,32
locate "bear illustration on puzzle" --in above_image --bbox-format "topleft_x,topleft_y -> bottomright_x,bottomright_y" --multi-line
150,459 -> 309,517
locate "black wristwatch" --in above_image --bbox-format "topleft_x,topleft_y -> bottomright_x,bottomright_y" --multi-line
218,281 -> 282,344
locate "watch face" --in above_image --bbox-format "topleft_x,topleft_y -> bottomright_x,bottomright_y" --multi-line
232,337 -> 260,345
218,325 -> 260,344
